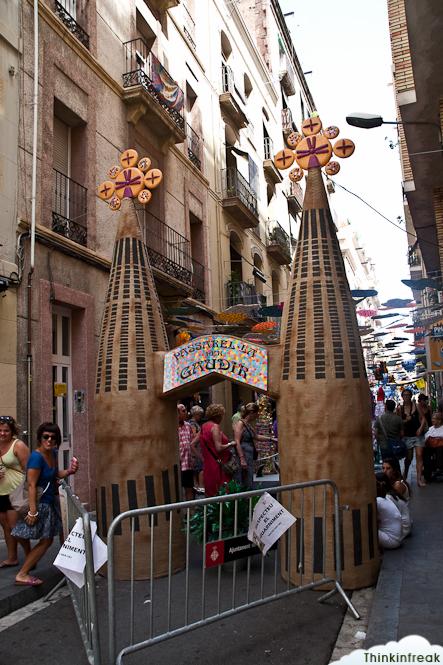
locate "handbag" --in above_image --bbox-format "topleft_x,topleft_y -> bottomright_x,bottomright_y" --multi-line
426,436 -> 443,449
205,442 -> 240,477
9,480 -> 50,517
379,417 -> 407,460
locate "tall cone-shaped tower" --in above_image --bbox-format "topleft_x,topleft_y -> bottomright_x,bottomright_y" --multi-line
95,207 -> 184,579
278,168 -> 379,589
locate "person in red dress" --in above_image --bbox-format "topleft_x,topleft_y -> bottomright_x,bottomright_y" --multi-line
200,404 -> 237,497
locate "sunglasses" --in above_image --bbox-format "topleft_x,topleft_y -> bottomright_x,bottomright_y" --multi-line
0,416 -> 14,424
42,434 -> 56,441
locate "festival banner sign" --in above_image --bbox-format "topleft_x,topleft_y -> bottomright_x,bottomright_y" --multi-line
163,335 -> 268,393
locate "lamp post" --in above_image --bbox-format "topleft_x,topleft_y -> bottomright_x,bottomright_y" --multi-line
346,113 -> 442,154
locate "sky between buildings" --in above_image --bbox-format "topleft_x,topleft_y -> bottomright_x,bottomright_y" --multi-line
279,0 -> 413,306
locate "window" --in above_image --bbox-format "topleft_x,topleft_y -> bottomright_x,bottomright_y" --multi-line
52,307 -> 73,471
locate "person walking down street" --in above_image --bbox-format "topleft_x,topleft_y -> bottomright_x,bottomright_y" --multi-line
200,404 -> 237,497
397,389 -> 422,484
233,403 -> 277,490
231,402 -> 244,430
415,393 -> 432,486
189,405 -> 204,492
0,416 -> 30,568
374,399 -> 403,460
12,422 -> 79,586
177,404 -> 199,502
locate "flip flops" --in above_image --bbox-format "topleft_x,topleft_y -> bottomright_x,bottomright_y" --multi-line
15,576 -> 43,587
0,561 -> 19,569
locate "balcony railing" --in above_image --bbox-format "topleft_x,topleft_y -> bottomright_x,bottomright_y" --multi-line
408,248 -> 422,268
264,136 -> 273,160
223,167 -> 258,217
187,123 -> 202,171
183,3 -> 196,50
122,39 -> 185,132
221,62 -> 234,94
54,1 -> 89,49
137,207 -> 205,301
52,169 -> 87,246
192,258 -> 205,302
266,220 -> 291,265
281,107 -> 298,135
226,281 -> 266,307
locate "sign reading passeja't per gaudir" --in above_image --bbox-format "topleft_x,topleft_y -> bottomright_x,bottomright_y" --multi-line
163,335 -> 268,393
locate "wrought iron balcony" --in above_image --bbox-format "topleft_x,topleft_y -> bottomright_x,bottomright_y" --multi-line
182,3 -> 196,50
266,220 -> 291,265
221,167 -> 259,229
226,280 -> 266,307
53,1 -> 89,49
286,180 -> 303,217
408,247 -> 422,268
136,207 -> 205,301
219,63 -> 248,130
263,136 -> 282,185
186,123 -> 202,171
192,258 -> 205,303
122,39 -> 185,140
281,107 -> 297,135
52,169 -> 87,246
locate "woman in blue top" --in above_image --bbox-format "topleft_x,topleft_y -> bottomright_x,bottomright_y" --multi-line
12,422 -> 79,586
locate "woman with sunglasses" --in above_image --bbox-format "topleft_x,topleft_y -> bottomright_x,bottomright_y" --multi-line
12,422 -> 79,586
0,416 -> 30,568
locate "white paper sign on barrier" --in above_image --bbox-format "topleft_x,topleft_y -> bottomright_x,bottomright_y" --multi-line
53,517 -> 108,588
247,492 -> 296,556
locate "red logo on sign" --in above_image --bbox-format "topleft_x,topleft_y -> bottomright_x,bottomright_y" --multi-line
205,540 -> 225,568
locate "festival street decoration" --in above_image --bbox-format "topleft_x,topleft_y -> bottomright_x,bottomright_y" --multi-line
273,114 -> 379,589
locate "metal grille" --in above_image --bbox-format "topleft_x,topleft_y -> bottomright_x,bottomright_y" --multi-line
122,39 -> 185,131
222,167 -> 258,217
52,169 -> 87,246
264,136 -> 274,160
54,1 -> 89,49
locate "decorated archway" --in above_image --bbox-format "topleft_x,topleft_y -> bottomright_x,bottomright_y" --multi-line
94,131 -> 379,588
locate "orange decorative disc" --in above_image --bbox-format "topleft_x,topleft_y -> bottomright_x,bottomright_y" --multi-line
97,181 -> 115,200
138,157 -> 152,173
119,149 -> 139,168
114,167 -> 144,199
138,189 -> 152,205
325,161 -> 341,176
323,126 -> 340,139
144,168 -> 163,189
289,167 -> 304,182
108,165 -> 121,179
108,195 -> 121,211
333,138 -> 355,158
295,135 -> 332,170
274,149 -> 295,170
287,132 -> 302,148
301,116 -> 323,136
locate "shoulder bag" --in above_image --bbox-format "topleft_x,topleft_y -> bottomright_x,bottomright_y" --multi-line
204,441 -> 240,477
9,480 -> 51,517
379,416 -> 407,460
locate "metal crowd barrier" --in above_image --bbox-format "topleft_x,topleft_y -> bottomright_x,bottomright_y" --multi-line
107,479 -> 358,665
60,481 -> 102,665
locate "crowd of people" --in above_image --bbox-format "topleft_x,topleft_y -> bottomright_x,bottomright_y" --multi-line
373,388 -> 443,550
177,401 -> 277,500
0,416 -> 78,586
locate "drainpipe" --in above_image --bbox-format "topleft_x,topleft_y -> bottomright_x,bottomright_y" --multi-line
27,0 -> 39,446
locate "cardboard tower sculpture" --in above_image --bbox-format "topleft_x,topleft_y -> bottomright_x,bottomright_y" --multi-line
95,149 -> 184,579
274,117 -> 379,588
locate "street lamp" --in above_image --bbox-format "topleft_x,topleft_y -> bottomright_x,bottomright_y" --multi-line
346,112 -> 442,152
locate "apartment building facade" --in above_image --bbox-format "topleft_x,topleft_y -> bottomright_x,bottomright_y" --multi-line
0,0 -> 314,503
387,0 -> 443,397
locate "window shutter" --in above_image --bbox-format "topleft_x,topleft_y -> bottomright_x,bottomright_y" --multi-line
53,117 -> 70,176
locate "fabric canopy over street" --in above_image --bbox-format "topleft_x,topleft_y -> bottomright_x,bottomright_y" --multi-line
372,313 -> 400,319
402,278 -> 440,290
351,289 -> 378,298
381,298 -> 415,308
